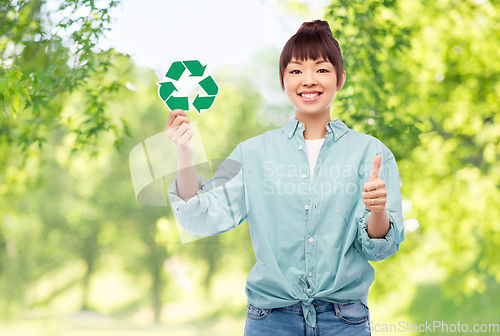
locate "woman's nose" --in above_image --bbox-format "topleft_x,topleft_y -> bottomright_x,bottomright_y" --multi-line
302,72 -> 317,86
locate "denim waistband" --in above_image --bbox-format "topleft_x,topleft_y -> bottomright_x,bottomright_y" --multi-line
280,299 -> 337,311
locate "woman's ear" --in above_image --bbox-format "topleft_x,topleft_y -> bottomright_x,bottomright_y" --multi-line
337,71 -> 347,91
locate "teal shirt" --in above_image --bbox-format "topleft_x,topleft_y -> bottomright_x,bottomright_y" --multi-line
169,117 -> 405,328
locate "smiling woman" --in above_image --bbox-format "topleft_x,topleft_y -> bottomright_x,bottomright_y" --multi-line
168,19 -> 404,336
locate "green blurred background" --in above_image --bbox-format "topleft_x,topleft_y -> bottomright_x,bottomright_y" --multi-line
1,0 -> 499,335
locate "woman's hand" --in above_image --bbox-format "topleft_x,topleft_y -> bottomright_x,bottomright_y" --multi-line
362,155 -> 387,213
166,109 -> 194,158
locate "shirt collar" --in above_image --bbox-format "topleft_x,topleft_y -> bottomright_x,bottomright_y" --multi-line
281,117 -> 349,142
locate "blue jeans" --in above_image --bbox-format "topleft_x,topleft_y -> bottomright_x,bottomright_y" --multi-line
244,299 -> 371,336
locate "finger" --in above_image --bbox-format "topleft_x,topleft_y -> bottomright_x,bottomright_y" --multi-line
363,178 -> 385,192
368,154 -> 382,182
166,109 -> 188,128
166,116 -> 190,134
363,197 -> 386,206
177,130 -> 194,147
171,123 -> 191,143
170,116 -> 191,129
171,122 -> 191,142
167,119 -> 191,138
362,189 -> 387,199
166,109 -> 187,129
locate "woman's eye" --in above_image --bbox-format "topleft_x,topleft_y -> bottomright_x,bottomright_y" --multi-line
318,69 -> 329,73
290,70 -> 301,74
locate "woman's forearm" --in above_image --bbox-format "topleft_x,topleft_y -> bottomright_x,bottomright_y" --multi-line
366,209 -> 390,239
176,155 -> 200,202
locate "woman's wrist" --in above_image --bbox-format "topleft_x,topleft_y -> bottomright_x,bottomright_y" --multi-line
177,153 -> 194,169
366,208 -> 390,239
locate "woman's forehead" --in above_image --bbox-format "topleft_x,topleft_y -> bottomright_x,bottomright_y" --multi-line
288,57 -> 333,65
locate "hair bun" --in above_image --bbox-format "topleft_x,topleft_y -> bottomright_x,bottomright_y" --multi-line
297,20 -> 333,35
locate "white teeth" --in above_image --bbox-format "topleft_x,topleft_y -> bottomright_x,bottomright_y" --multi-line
301,93 -> 319,99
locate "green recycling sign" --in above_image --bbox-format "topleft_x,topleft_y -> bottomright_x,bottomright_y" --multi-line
157,60 -> 219,114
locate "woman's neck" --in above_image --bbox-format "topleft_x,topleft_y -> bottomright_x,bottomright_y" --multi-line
295,113 -> 332,140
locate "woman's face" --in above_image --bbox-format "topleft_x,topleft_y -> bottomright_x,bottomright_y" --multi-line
283,57 -> 345,117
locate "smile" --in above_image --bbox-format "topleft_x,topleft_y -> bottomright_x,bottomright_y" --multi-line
298,92 -> 322,102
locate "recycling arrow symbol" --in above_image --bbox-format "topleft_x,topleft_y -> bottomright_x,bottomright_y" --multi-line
157,60 -> 219,114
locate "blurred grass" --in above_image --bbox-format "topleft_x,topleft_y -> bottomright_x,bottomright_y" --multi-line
0,262 -> 249,335
406,276 -> 500,335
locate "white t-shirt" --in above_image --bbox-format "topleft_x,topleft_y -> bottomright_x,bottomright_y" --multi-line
305,138 -> 325,182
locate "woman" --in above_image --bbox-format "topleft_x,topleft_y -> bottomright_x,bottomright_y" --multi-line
167,19 -> 404,335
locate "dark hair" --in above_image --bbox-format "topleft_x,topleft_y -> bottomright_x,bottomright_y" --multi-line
279,20 -> 344,90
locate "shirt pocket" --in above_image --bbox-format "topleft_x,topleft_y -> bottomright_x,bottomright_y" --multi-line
246,303 -> 272,321
334,175 -> 361,223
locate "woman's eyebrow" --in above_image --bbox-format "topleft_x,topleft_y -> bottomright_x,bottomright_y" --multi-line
289,60 -> 329,64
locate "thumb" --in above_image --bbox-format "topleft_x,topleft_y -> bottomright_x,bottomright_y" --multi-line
369,154 -> 382,182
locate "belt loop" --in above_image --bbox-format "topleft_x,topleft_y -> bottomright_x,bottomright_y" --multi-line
333,302 -> 339,316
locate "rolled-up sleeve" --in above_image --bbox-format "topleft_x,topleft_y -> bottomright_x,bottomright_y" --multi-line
168,144 -> 248,236
354,153 -> 405,261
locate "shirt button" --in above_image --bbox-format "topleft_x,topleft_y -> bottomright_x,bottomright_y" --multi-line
302,174 -> 307,179
299,145 -> 303,150
305,205 -> 310,210
314,203 -> 317,209
309,271 -> 312,277
298,124 -> 302,128
317,174 -> 320,179
309,237 -> 314,243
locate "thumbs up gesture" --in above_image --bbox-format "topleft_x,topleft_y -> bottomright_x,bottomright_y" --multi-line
362,155 -> 387,213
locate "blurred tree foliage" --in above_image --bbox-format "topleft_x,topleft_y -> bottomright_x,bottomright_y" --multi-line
326,0 -> 421,155
0,0 -> 130,159
0,51 -> 133,318
0,0 -> 133,318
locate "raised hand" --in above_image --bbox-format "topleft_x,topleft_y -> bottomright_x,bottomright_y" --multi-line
166,109 -> 194,158
362,155 -> 387,213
